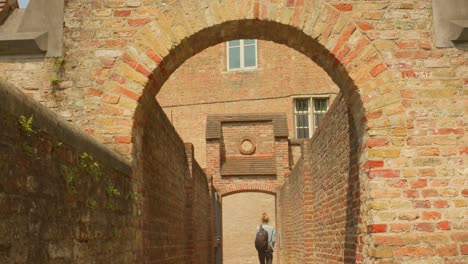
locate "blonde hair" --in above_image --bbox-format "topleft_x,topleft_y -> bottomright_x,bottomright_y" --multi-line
261,212 -> 269,223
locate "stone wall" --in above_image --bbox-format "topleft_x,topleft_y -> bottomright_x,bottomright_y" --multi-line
278,93 -> 360,263
0,80 -> 137,263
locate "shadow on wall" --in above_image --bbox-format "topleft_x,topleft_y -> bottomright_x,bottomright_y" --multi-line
307,93 -> 362,263
0,80 -> 137,263
132,96 -> 214,263
278,93 -> 362,263
344,103 -> 360,263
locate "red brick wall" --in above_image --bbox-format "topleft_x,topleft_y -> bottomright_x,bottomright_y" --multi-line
133,96 -> 214,263
157,40 -> 339,167
222,121 -> 275,158
186,144 -> 214,264
278,93 -> 361,263
0,80 -> 138,263
278,158 -> 306,263
307,93 -> 360,263
0,1 -> 466,263
207,120 -> 289,197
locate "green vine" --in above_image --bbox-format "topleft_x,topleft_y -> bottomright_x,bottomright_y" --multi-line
126,191 -> 138,201
18,115 -> 36,135
88,199 -> 98,210
61,152 -> 121,211
21,142 -> 34,157
51,56 -> 65,89
106,183 -> 121,197
61,165 -> 79,193
50,76 -> 61,86
79,152 -> 102,180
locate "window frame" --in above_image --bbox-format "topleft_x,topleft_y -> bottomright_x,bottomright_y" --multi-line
293,96 -> 329,139
293,97 -> 312,139
312,97 -> 329,131
226,39 -> 258,71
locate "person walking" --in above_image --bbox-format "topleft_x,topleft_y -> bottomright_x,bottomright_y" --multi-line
255,212 -> 276,264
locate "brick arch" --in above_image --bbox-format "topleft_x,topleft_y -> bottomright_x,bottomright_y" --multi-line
99,0 -> 407,157
217,183 -> 279,197
100,1 -> 408,262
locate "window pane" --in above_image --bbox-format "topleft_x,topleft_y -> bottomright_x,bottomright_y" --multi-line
314,98 -> 328,111
298,127 -> 309,138
303,114 -> 309,128
297,114 -> 304,127
228,40 -> 240,47
315,113 -> 324,128
295,99 -> 309,112
244,45 -> 256,67
228,47 -> 241,69
19,0 -> 30,8
304,100 -> 309,112
295,113 -> 310,138
298,128 -> 307,139
295,98 -> 311,138
244,39 -> 255,45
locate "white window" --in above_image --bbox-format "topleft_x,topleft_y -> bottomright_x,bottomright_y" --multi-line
294,97 -> 329,139
313,98 -> 328,130
18,0 -> 30,8
227,39 -> 257,71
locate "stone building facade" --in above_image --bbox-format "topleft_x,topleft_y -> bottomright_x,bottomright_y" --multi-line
0,0 -> 466,263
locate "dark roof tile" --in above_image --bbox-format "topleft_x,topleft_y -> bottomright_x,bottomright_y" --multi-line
221,157 -> 276,176
206,113 -> 288,139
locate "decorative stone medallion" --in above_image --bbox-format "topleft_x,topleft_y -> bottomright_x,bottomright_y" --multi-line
239,137 -> 256,155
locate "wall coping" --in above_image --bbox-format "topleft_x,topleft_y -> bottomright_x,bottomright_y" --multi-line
0,79 -> 132,175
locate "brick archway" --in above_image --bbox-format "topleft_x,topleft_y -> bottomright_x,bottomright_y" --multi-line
99,1 -> 407,263
99,1 -> 406,157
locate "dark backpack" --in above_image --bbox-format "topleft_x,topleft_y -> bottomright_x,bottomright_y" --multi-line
255,225 -> 269,251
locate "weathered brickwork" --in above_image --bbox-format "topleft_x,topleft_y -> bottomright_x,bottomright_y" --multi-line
0,80 -> 138,263
278,158 -> 306,263
206,116 -> 290,197
308,94 -> 360,263
185,144 -> 213,264
133,96 -> 213,263
222,122 -> 275,158
278,93 -> 360,263
0,0 -> 465,263
0,80 -> 214,263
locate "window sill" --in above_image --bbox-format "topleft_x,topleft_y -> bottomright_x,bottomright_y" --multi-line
223,67 -> 260,74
